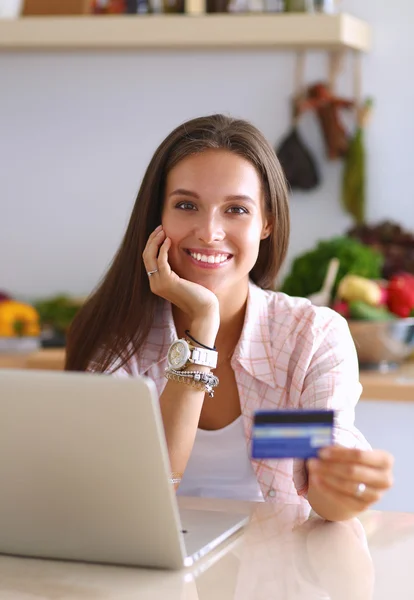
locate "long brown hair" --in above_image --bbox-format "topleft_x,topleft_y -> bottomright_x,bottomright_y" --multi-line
65,114 -> 290,372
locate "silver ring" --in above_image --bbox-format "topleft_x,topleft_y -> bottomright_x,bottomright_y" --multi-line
147,269 -> 158,276
355,482 -> 366,498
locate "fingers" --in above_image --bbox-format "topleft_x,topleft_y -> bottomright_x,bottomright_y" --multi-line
322,473 -> 383,505
142,225 -> 165,273
142,226 -> 178,302
307,446 -> 395,514
308,460 -> 385,505
309,472 -> 377,513
319,446 -> 394,471
308,456 -> 394,492
157,235 -> 172,276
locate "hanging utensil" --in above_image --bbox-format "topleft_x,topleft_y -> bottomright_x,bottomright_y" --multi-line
276,52 -> 321,191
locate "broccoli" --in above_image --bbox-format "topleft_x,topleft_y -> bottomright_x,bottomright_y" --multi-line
281,236 -> 383,300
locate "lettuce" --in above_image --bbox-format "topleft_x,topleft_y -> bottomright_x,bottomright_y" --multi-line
281,236 -> 383,300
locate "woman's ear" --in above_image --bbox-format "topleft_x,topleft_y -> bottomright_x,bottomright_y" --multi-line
261,220 -> 273,240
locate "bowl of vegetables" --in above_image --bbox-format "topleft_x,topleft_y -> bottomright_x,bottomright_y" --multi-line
333,273 -> 414,370
281,237 -> 414,370
346,318 -> 414,369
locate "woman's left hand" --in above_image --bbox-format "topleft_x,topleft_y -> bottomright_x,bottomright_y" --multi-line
307,446 -> 394,515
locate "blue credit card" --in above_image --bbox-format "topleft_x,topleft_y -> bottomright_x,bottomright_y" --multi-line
252,410 -> 334,460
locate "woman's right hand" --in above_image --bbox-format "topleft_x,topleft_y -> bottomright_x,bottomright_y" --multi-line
142,226 -> 220,332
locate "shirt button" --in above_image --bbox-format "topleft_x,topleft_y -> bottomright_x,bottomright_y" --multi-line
267,488 -> 276,498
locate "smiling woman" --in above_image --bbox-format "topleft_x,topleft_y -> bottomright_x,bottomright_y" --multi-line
65,114 -> 394,521
161,149 -> 272,298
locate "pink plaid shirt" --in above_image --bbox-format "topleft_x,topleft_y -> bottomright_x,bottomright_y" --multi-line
113,281 -> 370,505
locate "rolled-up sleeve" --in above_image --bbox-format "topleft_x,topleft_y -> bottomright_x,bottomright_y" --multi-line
293,312 -> 371,497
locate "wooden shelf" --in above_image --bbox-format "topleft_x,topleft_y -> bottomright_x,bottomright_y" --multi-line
360,361 -> 414,402
0,13 -> 371,52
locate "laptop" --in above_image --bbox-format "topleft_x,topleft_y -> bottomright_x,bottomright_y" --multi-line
0,369 -> 249,569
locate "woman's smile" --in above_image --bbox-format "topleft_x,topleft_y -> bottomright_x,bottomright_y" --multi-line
183,248 -> 233,269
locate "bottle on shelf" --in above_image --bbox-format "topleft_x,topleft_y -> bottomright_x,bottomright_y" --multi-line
126,0 -> 150,13
284,0 -> 306,10
162,0 -> 184,12
92,0 -> 126,12
185,0 -> 206,14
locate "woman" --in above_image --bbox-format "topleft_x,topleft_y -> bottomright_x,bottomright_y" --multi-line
65,114 -> 393,521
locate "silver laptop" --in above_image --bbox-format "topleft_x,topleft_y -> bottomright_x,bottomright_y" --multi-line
0,369 -> 249,569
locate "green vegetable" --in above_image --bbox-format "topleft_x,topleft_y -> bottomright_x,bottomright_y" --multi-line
341,98 -> 373,225
33,295 -> 83,334
349,301 -> 396,322
281,236 -> 383,300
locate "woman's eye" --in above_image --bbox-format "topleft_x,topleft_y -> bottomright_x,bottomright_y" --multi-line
226,206 -> 249,215
176,201 -> 197,211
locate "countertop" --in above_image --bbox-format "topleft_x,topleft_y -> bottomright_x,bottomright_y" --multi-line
0,496 -> 413,600
0,349 -> 413,401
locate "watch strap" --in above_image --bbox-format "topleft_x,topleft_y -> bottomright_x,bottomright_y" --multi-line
188,344 -> 218,369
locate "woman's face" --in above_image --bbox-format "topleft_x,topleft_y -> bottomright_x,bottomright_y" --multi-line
161,149 -> 272,294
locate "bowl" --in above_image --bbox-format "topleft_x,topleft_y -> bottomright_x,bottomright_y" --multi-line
0,336 -> 41,353
347,318 -> 414,371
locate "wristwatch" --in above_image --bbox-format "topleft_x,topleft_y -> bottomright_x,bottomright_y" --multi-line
167,338 -> 218,371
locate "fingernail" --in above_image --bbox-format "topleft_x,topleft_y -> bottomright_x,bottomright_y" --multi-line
155,224 -> 162,231
318,448 -> 331,459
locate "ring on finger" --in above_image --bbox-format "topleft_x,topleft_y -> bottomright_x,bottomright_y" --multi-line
355,482 -> 366,498
147,269 -> 158,276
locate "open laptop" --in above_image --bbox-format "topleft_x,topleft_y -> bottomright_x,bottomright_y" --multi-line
0,369 -> 249,569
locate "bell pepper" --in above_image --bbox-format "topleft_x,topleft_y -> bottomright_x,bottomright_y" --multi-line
331,300 -> 350,318
387,273 -> 414,318
0,300 -> 40,337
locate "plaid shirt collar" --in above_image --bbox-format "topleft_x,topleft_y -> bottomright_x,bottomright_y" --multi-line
140,281 -> 277,390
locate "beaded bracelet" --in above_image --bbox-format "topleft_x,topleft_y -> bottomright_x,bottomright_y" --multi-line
169,472 -> 183,485
164,368 -> 219,397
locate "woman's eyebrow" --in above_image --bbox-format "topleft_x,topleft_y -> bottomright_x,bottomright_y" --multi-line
169,189 -> 199,199
169,189 -> 256,205
225,194 -> 256,205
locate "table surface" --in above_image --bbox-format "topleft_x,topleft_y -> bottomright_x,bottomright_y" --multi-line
1,496 -> 413,600
2,348 -> 414,400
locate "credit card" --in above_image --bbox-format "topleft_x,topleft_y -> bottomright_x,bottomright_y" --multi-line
252,410 -> 334,460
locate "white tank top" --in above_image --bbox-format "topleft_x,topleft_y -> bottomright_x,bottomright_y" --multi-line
177,416 -> 264,502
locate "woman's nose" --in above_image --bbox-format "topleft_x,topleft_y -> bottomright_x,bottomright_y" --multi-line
195,216 -> 225,244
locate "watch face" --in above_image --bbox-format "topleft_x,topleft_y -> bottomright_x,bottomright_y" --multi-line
167,340 -> 190,370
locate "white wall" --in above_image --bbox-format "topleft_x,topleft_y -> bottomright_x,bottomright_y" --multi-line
355,400 -> 414,513
1,0 -> 413,299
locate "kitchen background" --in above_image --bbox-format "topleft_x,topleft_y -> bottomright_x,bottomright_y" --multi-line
1,1 -> 414,513
1,0 -> 413,300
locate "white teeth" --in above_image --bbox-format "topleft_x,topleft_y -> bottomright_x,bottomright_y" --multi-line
189,251 -> 229,264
